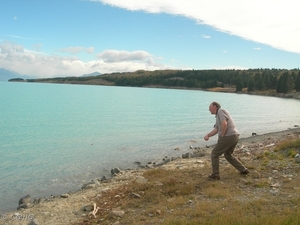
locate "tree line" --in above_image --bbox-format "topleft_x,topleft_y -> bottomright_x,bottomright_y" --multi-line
102,69 -> 300,93
9,68 -> 300,93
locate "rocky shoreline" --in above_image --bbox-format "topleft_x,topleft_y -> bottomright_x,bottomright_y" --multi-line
1,128 -> 300,225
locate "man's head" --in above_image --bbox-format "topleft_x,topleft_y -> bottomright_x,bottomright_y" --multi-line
209,101 -> 221,115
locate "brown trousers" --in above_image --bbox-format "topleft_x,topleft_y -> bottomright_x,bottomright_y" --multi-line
211,134 -> 246,175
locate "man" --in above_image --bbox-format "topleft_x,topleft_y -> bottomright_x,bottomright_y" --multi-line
204,101 -> 249,180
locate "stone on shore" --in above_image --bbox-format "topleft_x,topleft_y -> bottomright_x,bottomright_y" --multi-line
18,194 -> 31,205
295,153 -> 300,163
111,167 -> 121,176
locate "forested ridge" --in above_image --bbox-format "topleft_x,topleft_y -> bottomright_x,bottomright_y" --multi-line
9,68 -> 300,94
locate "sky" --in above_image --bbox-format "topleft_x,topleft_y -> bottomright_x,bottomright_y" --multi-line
0,0 -> 300,78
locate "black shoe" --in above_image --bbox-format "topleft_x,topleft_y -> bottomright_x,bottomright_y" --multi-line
240,169 -> 249,175
208,174 -> 220,180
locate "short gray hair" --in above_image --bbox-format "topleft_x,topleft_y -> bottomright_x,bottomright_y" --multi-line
211,101 -> 221,109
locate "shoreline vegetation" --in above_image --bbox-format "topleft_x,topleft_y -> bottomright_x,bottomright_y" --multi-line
9,69 -> 300,99
2,128 -> 300,225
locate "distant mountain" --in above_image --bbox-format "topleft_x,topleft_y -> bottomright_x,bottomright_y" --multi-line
81,71 -> 102,77
0,68 -> 20,81
0,68 -> 33,81
1,69 -> 102,81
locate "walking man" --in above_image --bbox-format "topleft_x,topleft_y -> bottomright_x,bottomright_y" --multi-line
204,101 -> 249,180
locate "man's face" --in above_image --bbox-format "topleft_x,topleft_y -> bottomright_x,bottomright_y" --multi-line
209,104 -> 217,114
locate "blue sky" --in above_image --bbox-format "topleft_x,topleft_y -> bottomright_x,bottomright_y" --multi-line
0,0 -> 299,78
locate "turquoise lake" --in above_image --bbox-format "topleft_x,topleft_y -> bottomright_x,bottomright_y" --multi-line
1,81 -> 300,212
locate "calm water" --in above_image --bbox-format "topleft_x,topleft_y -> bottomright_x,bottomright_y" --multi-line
1,81 -> 300,212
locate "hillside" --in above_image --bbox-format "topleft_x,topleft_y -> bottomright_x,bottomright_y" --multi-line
0,68 -> 37,81
8,69 -> 300,99
0,68 -> 22,81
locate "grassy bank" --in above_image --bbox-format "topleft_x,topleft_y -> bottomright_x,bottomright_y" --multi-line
71,129 -> 300,225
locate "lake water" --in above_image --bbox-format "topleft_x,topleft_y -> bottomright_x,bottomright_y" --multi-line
1,81 -> 300,212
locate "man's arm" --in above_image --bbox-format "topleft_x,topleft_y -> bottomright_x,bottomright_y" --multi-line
204,127 -> 218,141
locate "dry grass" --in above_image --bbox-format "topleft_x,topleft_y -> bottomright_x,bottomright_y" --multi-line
73,137 -> 300,225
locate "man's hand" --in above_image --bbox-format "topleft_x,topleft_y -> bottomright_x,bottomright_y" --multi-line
204,128 -> 218,141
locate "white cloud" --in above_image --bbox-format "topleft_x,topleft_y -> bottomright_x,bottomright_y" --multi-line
58,46 -> 95,54
215,65 -> 248,70
0,42 -> 172,78
97,50 -> 153,63
94,50 -> 171,72
202,35 -> 211,39
254,47 -> 261,51
6,34 -> 42,41
33,43 -> 43,52
96,0 -> 300,54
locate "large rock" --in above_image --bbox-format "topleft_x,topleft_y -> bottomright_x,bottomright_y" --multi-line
18,194 -> 31,205
81,179 -> 100,189
111,167 -> 121,176
110,209 -> 125,218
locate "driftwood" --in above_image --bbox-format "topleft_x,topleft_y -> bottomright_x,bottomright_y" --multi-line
89,203 -> 100,218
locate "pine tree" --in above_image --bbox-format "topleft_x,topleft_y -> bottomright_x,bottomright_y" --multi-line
254,73 -> 266,90
247,78 -> 255,92
295,71 -> 300,92
276,72 -> 294,93
235,78 -> 243,92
